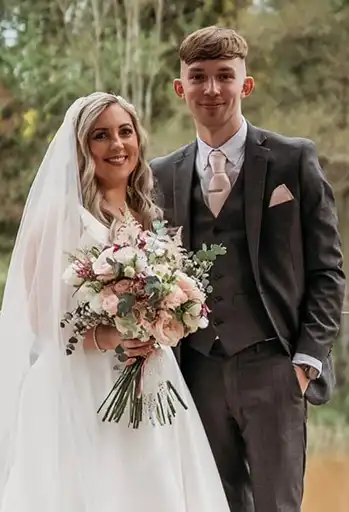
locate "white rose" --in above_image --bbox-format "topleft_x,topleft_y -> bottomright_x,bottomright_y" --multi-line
89,293 -> 103,314
135,258 -> 147,273
92,247 -> 115,275
114,247 -> 147,272
153,264 -> 169,277
199,316 -> 209,329
76,282 -> 96,302
62,265 -> 83,287
113,246 -> 135,265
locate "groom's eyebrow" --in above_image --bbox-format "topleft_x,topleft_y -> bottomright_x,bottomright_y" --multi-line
188,65 -> 236,74
218,65 -> 236,72
188,66 -> 205,73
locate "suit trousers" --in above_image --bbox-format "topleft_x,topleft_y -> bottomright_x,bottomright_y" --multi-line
181,339 -> 307,512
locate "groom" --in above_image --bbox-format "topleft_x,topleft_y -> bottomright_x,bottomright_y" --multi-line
150,27 -> 345,511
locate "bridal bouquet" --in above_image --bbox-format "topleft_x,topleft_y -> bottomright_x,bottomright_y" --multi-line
61,209 -> 225,428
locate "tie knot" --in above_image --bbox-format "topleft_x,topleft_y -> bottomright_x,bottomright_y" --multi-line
208,150 -> 226,174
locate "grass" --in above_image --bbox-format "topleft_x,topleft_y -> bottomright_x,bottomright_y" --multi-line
308,405 -> 349,454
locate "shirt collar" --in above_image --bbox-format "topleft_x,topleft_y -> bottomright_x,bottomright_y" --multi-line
197,117 -> 247,168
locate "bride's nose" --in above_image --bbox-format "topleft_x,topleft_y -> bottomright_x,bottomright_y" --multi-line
109,134 -> 124,150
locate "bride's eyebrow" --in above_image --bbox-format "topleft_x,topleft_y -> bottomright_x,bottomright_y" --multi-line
90,127 -> 108,135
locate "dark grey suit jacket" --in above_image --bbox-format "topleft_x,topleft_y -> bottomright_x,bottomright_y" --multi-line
150,122 -> 346,405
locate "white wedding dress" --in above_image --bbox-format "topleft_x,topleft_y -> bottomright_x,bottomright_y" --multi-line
0,207 -> 230,512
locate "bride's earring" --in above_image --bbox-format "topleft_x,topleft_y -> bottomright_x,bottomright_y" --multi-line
127,185 -> 133,198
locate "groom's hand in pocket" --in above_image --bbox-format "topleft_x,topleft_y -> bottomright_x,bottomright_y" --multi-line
293,364 -> 310,395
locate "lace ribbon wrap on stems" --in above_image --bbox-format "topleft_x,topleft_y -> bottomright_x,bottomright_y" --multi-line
97,347 -> 188,428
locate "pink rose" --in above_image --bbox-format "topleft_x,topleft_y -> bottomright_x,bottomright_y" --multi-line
101,285 -> 119,315
113,279 -> 132,295
102,294 -> 119,316
162,285 -> 188,310
152,310 -> 184,347
176,272 -> 205,303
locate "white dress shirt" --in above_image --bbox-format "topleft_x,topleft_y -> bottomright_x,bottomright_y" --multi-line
196,117 -> 247,199
194,118 -> 322,377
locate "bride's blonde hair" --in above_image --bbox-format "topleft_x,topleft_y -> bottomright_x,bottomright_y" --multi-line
75,92 -> 162,231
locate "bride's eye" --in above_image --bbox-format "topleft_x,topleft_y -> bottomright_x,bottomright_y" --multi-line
120,128 -> 133,138
93,131 -> 108,140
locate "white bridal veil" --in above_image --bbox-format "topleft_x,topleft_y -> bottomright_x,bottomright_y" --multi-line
0,97 -> 88,499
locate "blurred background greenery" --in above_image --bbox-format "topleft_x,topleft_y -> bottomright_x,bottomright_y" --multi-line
1,1 -> 349,504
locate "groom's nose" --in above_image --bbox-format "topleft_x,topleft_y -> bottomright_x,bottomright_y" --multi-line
204,77 -> 220,96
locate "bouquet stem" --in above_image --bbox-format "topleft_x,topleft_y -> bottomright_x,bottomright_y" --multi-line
97,355 -> 188,428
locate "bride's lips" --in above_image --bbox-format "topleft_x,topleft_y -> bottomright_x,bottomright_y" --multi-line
104,155 -> 128,166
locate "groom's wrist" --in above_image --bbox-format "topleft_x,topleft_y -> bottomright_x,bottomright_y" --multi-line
292,352 -> 322,378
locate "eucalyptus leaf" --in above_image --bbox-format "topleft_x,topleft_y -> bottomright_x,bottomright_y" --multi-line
117,293 -> 136,317
144,275 -> 162,296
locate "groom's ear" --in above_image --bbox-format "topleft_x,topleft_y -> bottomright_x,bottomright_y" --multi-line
173,79 -> 185,99
241,76 -> 254,98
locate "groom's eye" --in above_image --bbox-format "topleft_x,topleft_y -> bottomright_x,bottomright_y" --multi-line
218,73 -> 234,82
190,74 -> 205,82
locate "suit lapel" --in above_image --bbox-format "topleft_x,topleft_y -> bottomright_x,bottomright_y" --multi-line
173,141 -> 197,249
244,123 -> 270,285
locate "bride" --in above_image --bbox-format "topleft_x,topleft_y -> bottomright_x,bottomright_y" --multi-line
0,92 -> 230,512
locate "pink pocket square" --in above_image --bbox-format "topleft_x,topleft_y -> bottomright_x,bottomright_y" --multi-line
269,184 -> 294,208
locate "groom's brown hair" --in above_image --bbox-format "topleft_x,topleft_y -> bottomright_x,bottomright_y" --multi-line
179,26 -> 248,65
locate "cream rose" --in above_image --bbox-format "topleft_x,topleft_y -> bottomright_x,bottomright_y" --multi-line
75,282 -> 96,302
162,285 -> 188,310
89,293 -> 103,314
176,271 -> 205,303
113,246 -> 147,272
62,264 -> 84,287
92,247 -> 115,281
182,311 -> 200,332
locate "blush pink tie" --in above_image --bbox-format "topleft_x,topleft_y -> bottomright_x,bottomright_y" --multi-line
208,150 -> 231,217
